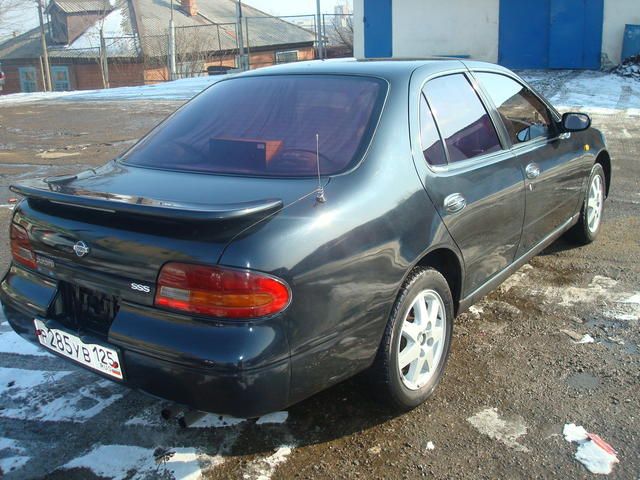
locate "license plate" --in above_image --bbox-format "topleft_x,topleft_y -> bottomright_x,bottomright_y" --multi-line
34,319 -> 123,380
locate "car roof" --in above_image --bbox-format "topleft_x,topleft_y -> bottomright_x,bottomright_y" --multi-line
237,58 -> 457,80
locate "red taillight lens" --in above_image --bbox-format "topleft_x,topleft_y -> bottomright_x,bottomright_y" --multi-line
10,223 -> 36,270
155,262 -> 290,319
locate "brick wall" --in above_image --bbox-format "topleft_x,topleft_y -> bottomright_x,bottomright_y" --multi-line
73,62 -> 146,89
0,62 -> 44,95
0,45 -> 317,95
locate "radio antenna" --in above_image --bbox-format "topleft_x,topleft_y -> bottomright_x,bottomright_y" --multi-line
315,133 -> 326,203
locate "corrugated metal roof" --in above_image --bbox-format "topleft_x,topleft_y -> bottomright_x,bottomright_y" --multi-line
48,0 -> 113,14
134,0 -> 315,57
0,0 -> 315,61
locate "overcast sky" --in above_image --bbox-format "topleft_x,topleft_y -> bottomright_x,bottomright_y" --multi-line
244,0 -> 350,17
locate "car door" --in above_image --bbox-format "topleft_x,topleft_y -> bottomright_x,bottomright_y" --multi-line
409,70 -> 526,297
472,71 -> 585,255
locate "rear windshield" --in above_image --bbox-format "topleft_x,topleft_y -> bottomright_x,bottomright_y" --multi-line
122,75 -> 387,177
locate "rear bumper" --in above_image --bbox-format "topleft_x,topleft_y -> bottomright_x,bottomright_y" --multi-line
0,265 -> 291,418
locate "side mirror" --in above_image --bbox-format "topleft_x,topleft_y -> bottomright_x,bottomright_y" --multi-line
562,112 -> 591,132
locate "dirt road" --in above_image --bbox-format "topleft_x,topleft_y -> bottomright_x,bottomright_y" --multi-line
0,93 -> 638,479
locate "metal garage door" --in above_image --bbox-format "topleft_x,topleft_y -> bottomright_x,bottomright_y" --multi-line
499,0 -> 604,69
364,0 -> 392,58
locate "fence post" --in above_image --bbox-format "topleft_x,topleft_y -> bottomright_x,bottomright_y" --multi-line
168,21 -> 177,80
236,0 -> 248,70
316,0 -> 323,59
99,29 -> 110,88
245,17 -> 251,70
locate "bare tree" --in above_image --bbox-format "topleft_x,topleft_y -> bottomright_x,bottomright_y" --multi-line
57,0 -> 115,88
329,14 -> 353,50
0,0 -> 32,38
173,25 -> 221,78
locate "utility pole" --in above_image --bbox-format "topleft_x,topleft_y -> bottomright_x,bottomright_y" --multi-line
236,0 -> 247,70
99,27 -> 110,88
168,0 -> 177,80
315,0 -> 323,60
37,0 -> 52,91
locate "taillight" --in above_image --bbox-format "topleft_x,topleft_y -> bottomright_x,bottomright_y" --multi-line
155,262 -> 290,319
10,223 -> 36,270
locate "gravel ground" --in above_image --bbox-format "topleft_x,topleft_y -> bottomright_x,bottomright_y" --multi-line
0,74 -> 638,479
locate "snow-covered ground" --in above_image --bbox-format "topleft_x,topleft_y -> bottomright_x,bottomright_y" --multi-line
0,75 -> 224,104
1,69 -> 639,114
521,70 -> 640,115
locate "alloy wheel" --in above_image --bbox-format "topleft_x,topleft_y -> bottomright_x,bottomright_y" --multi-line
397,289 -> 446,390
587,173 -> 604,233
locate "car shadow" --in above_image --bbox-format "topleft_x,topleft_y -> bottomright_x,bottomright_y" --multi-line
538,236 -> 581,256
226,374 -> 401,456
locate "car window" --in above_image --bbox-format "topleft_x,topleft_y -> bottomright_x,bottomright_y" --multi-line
475,72 -> 552,145
419,94 -> 447,166
423,74 -> 501,163
122,75 -> 387,177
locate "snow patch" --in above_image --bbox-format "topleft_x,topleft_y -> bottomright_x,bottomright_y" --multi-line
0,330 -> 53,357
0,455 -> 30,474
0,372 -> 124,422
546,72 -> 640,113
426,441 -> 435,450
190,414 -> 246,429
536,276 -> 640,320
62,445 -> 210,479
243,445 -> 294,480
0,366 -> 70,393
500,264 -> 533,293
469,305 -> 484,316
0,437 -> 30,474
255,411 -> 289,425
0,75 -> 225,104
125,407 -> 287,429
577,334 -> 595,344
467,408 -> 529,452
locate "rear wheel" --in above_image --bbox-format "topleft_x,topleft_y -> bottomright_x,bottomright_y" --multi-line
568,163 -> 606,244
369,267 -> 453,410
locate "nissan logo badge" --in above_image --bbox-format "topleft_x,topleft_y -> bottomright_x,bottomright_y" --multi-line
73,241 -> 90,257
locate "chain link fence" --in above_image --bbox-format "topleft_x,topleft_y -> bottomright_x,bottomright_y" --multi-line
43,13 -> 352,88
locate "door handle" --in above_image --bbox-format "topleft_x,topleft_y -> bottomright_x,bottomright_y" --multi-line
444,193 -> 466,214
525,163 -> 541,179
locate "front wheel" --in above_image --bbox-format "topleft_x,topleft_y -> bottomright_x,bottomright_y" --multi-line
568,163 -> 606,244
369,267 -> 453,411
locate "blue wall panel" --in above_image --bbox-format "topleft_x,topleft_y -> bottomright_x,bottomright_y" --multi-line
364,0 -> 392,58
499,0 -> 550,69
549,0 -> 603,69
499,0 -> 603,69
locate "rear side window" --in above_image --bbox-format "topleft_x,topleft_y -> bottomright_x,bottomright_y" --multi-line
419,94 -> 447,166
122,75 -> 387,177
475,72 -> 552,145
423,74 -> 501,163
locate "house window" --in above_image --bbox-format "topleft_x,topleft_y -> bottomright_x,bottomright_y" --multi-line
51,66 -> 71,91
275,50 -> 299,64
19,67 -> 38,92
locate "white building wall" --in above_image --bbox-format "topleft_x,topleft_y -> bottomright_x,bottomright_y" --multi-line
391,0 -> 499,62
602,0 -> 640,64
353,0 -> 365,58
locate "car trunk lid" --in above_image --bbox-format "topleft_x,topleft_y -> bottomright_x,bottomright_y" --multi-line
11,161 -> 318,307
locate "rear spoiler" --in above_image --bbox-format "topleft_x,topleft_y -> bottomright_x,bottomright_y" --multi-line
10,184 -> 283,222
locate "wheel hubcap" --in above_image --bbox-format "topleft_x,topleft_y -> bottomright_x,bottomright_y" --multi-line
587,174 -> 604,233
397,290 -> 446,390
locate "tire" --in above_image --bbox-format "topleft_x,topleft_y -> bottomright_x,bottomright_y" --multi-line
369,267 -> 454,411
568,163 -> 606,245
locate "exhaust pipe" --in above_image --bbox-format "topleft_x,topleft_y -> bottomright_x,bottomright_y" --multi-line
161,404 -> 186,420
178,410 -> 207,428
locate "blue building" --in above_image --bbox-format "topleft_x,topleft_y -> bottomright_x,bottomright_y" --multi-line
354,0 -> 640,68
